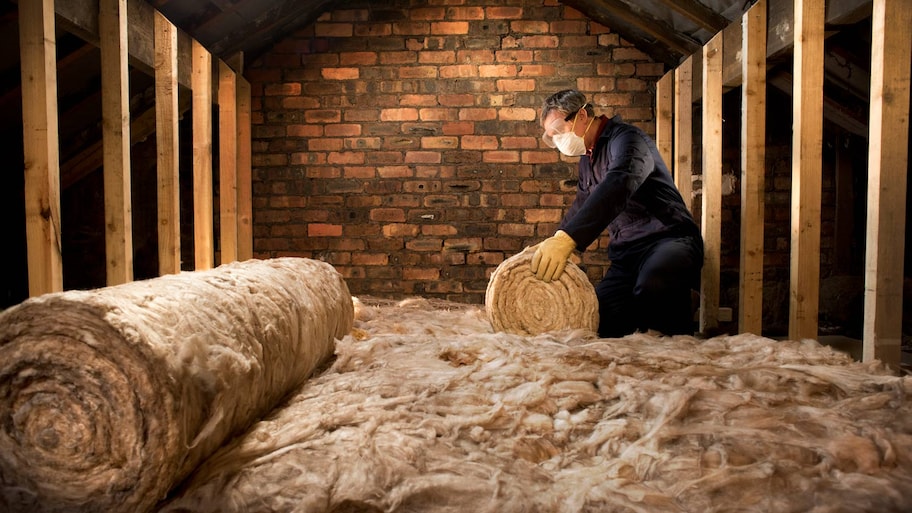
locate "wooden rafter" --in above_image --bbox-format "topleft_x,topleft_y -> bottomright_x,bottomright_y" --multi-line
652,0 -> 729,33
561,0 -> 700,65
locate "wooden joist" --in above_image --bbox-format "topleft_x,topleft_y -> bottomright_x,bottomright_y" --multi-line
655,71 -> 674,169
863,0 -> 911,369
193,40 -> 214,271
700,32 -> 723,333
652,0 -> 729,33
738,0 -> 767,335
674,56 -> 694,214
788,0 -> 825,341
155,11 -> 181,276
19,0 -> 63,296
218,60 -> 239,265
99,0 -> 133,286
237,77 -> 254,261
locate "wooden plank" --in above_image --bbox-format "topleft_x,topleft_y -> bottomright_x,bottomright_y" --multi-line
99,0 -> 133,286
155,11 -> 181,276
651,0 -> 730,32
863,0 -> 911,369
54,0 -> 193,88
655,71 -> 674,170
788,0 -> 825,341
19,0 -> 63,296
218,60 -> 239,264
193,40 -> 214,270
738,0 -> 767,335
674,55 -> 694,214
700,32 -> 723,333
237,77 -> 254,261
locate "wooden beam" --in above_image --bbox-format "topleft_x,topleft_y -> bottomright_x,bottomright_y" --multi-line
683,0 -> 872,99
60,95 -> 190,190
739,0 -> 767,335
700,32 -> 723,333
237,76 -> 253,261
651,0 -> 729,33
218,60 -> 238,264
788,0 -> 825,341
155,11 -> 181,276
100,0 -> 133,286
560,0 -> 695,66
193,40 -> 214,271
863,0 -> 911,369
54,0 -> 193,88
19,0 -> 63,296
674,55 -> 694,214
656,71 -> 674,169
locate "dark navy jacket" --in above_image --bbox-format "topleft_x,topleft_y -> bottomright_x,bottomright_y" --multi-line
558,115 -> 701,259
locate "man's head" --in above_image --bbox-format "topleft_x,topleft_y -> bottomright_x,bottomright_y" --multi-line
540,89 -> 596,154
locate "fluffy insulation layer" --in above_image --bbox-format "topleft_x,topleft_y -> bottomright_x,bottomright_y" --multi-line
0,258 -> 353,513
159,298 -> 911,513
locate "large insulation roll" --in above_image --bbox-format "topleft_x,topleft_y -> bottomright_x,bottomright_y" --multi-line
0,257 -> 353,513
486,247 -> 599,335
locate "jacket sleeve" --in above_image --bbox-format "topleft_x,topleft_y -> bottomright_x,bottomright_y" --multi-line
560,128 -> 654,249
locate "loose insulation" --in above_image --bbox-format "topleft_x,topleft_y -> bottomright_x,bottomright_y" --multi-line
158,298 -> 912,513
486,247 -> 599,335
0,257 -> 353,513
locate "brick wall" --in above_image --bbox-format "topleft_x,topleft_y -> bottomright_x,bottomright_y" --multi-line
246,0 -> 662,304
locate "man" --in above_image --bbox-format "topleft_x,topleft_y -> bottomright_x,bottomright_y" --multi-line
532,89 -> 703,338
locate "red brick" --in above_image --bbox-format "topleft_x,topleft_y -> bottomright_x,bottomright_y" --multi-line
447,7 -> 485,20
421,136 -> 459,149
442,121 -> 475,135
308,223 -> 343,237
431,22 -> 469,35
499,107 -> 536,121
343,167 -> 376,178
305,109 -> 341,123
457,49 -> 494,63
479,64 -> 517,77
352,253 -> 389,265
377,166 -> 413,178
486,6 -> 523,19
422,225 -> 458,236
370,208 -> 406,222
321,67 -> 359,80
264,82 -> 301,96
483,151 -> 520,163
499,223 -> 535,237
328,152 -> 365,164
511,21 -> 548,33
400,94 -> 439,107
380,108 -> 419,122
383,223 -> 420,237
403,268 -> 441,280
379,51 -> 417,65
339,52 -> 378,66
418,51 -> 456,64
495,50 -> 534,62
462,135 -> 499,150
405,151 -> 442,164
440,65 -> 477,78
524,208 -> 563,223
496,79 -> 536,92
522,151 -> 560,164
399,66 -> 438,79
501,136 -> 538,149
392,22 -> 430,36
325,124 -> 362,137
411,7 -> 446,20
459,108 -> 497,121
517,35 -> 559,48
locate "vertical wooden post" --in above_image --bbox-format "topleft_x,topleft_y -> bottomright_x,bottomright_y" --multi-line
192,40 -> 214,270
19,0 -> 63,296
155,11 -> 181,275
788,0 -> 824,341
739,0 -> 767,334
674,56 -> 694,213
218,60 -> 239,264
863,0 -> 911,369
700,32 -> 723,333
237,77 -> 254,261
99,0 -> 133,285
656,70 -> 674,169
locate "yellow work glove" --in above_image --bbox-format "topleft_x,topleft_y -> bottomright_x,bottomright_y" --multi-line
530,230 -> 577,283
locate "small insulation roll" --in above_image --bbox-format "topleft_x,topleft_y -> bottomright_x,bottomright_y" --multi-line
485,247 -> 599,335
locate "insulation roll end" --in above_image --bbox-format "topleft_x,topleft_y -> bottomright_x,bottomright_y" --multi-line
485,247 -> 599,336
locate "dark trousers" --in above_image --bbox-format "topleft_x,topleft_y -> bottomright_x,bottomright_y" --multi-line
595,235 -> 703,338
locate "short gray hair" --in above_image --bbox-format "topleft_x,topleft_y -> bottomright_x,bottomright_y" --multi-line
540,89 -> 594,125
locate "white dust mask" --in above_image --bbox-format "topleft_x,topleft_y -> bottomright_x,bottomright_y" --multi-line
553,131 -> 587,156
552,110 -> 595,157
